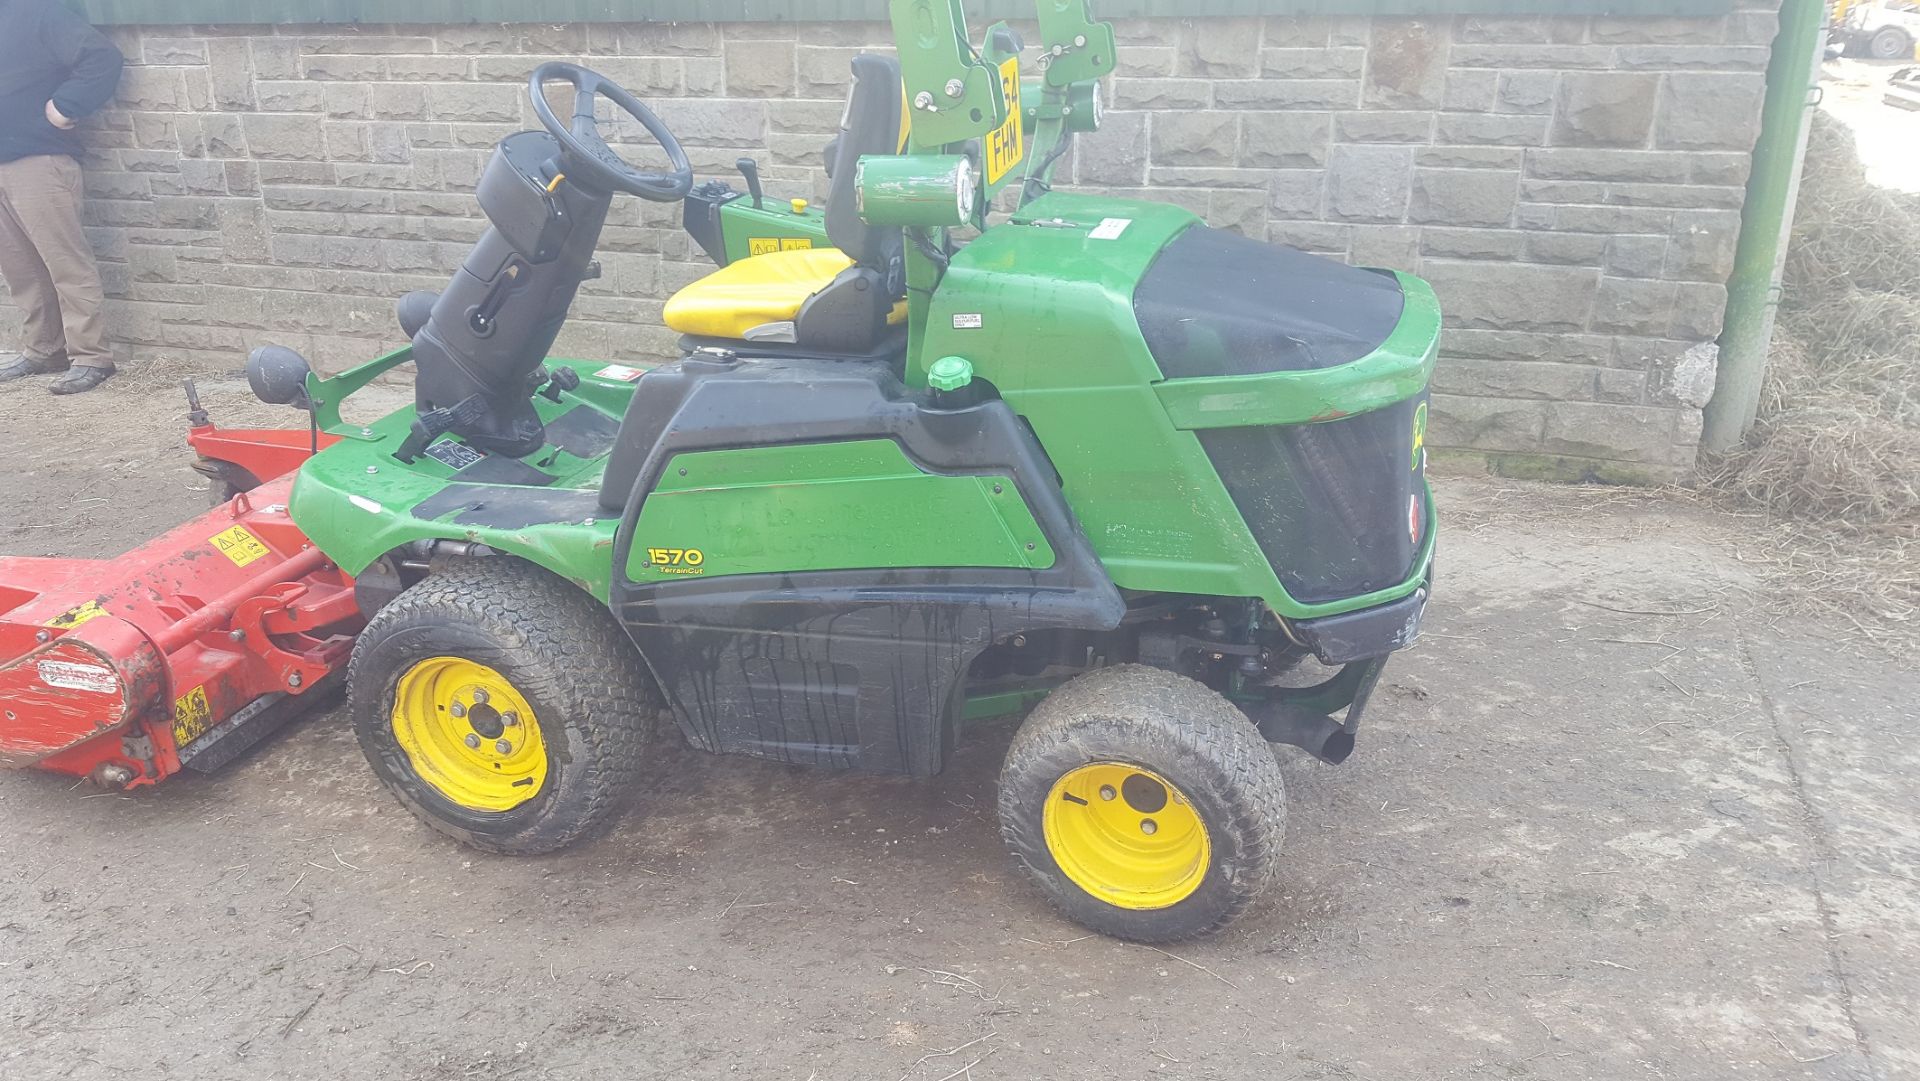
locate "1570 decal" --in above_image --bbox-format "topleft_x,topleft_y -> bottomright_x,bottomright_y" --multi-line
645,547 -> 707,576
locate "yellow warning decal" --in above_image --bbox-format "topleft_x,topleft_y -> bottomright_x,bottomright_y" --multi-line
210,525 -> 270,568
984,56 -> 1025,186
47,600 -> 109,629
173,685 -> 214,749
747,237 -> 813,257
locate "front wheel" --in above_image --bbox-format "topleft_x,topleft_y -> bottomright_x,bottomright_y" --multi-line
997,665 -> 1288,942
347,558 -> 658,855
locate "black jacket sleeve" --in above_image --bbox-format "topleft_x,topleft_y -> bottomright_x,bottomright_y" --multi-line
42,6 -> 125,120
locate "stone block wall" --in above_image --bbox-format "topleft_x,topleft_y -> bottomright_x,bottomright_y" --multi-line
0,10 -> 1780,479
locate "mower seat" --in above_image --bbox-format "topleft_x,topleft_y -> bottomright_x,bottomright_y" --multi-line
662,248 -> 906,343
662,53 -> 907,355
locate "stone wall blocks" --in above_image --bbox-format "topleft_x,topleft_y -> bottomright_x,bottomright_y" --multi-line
1261,47 -> 1367,81
1325,144 -> 1414,223
1422,259 -> 1598,333
1178,17 -> 1262,79
1551,72 -> 1660,148
1592,275 -> 1681,337
1150,111 -> 1239,167
1435,113 -> 1550,147
1411,168 -> 1519,227
1364,20 -> 1450,109
13,16 -> 1761,477
1427,392 -> 1549,452
1654,72 -> 1767,152
1496,70 -> 1558,114
1214,80 -> 1359,111
1241,112 -> 1332,169
1541,401 -> 1679,463
1335,111 -> 1434,144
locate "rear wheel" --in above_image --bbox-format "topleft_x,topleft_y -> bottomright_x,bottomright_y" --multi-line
348,559 -> 658,855
1871,26 -> 1914,60
997,665 -> 1287,942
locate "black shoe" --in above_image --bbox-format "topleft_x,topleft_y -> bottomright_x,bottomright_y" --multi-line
49,365 -> 114,395
0,353 -> 67,383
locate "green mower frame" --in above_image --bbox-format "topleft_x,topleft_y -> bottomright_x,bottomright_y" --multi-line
260,0 -> 1439,942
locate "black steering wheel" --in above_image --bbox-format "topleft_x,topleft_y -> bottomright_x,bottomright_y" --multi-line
529,62 -> 693,202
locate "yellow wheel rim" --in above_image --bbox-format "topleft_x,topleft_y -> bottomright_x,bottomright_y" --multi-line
391,657 -> 547,813
1042,763 -> 1211,910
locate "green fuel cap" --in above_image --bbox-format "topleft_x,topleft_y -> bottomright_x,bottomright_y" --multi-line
928,356 -> 975,392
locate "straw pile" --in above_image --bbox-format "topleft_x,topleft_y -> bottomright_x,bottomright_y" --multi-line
1705,112 -> 1920,631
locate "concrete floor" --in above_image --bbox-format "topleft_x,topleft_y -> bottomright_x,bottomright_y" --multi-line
1,376 -> 1915,1080
1821,58 -> 1920,194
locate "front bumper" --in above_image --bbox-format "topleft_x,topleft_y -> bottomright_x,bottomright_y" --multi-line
1291,578 -> 1430,665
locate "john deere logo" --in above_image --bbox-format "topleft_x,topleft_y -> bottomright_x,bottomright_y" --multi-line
1411,401 -> 1428,471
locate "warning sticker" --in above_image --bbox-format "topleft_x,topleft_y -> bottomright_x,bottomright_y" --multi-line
747,237 -> 813,257
210,525 -> 271,568
1089,218 -> 1132,241
38,660 -> 118,695
173,685 -> 215,749
47,600 -> 108,629
594,364 -> 646,383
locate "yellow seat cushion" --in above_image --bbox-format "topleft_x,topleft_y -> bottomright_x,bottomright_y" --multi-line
663,248 -> 857,339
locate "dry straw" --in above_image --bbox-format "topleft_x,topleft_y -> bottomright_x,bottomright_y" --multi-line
1704,113 -> 1920,633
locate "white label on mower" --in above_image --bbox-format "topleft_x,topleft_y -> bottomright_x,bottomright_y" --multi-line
1089,218 -> 1132,241
38,660 -> 118,695
349,495 -> 384,514
952,313 -> 983,330
595,364 -> 645,382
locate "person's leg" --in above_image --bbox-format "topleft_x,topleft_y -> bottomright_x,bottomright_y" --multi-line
0,158 -> 73,380
9,156 -> 113,393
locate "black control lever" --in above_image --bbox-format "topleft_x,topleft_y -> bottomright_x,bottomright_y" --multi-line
540,366 -> 581,403
736,157 -> 765,209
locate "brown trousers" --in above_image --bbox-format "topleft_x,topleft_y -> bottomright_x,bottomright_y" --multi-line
0,154 -> 111,371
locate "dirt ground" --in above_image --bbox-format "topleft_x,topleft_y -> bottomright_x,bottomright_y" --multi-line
2,371 -> 1917,1081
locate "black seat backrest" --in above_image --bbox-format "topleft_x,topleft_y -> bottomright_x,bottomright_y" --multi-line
825,54 -> 906,294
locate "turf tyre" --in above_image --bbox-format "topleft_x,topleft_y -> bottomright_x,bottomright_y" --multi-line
998,664 -> 1288,942
348,558 -> 657,855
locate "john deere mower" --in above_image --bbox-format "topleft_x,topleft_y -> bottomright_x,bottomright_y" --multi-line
10,0 -> 1438,941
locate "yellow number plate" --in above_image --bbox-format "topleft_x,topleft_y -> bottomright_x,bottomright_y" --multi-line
985,56 -> 1025,187
210,525 -> 270,568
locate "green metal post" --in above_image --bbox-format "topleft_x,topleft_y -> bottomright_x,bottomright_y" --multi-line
1701,0 -> 1827,453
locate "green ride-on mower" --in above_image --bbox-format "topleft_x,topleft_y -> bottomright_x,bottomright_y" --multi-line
250,0 -> 1438,942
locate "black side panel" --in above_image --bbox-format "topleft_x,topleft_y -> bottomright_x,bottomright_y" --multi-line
606,357 -> 1125,777
1199,392 -> 1429,604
